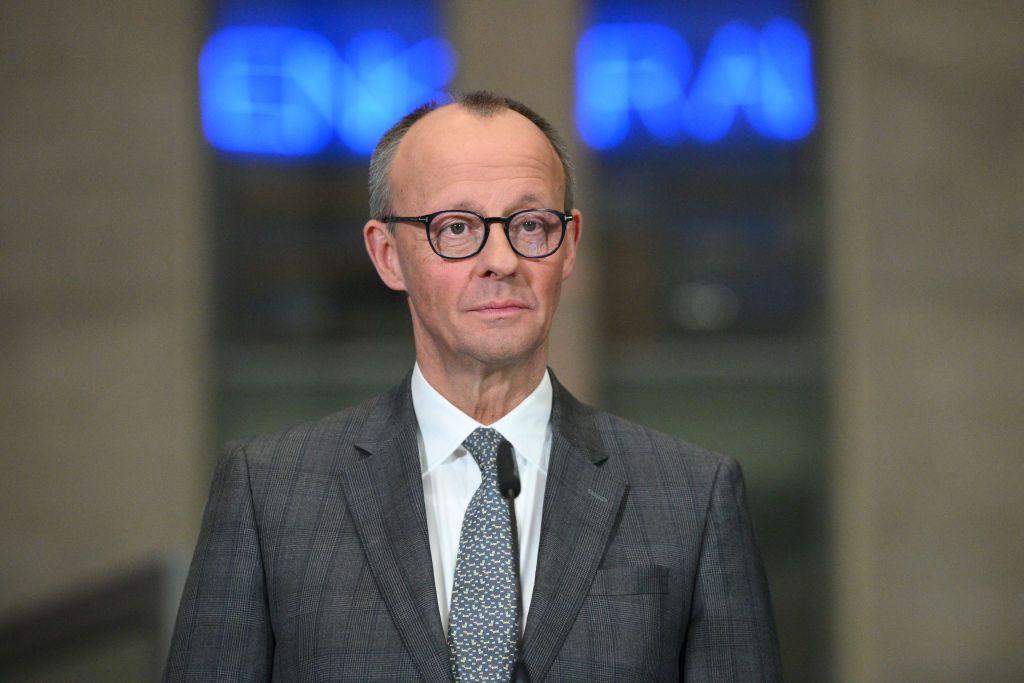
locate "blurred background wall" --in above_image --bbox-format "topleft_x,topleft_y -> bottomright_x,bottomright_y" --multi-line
0,1 -> 1020,680
1,2 -> 208,679
826,2 -> 1023,679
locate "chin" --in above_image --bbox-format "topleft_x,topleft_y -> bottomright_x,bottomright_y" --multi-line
465,347 -> 528,367
463,336 -> 540,368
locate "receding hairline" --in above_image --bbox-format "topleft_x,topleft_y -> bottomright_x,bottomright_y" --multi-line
368,91 -> 576,220
409,99 -> 545,132
391,103 -> 566,183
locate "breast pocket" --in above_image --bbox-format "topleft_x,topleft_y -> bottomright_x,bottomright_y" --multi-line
552,565 -> 672,680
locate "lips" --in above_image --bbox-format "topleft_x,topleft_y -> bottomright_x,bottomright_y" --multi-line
468,300 -> 531,316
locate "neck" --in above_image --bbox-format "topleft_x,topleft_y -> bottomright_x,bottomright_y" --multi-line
415,352 -> 548,425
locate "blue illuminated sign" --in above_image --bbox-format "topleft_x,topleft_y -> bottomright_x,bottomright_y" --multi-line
199,27 -> 456,156
576,18 -> 816,149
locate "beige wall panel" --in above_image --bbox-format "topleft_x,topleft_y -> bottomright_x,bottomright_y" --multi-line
827,1 -> 1024,680
0,1 -> 207,614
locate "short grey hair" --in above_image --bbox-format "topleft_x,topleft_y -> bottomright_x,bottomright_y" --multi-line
368,90 -> 576,221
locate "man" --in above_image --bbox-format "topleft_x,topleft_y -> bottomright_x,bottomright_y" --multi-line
165,91 -> 781,681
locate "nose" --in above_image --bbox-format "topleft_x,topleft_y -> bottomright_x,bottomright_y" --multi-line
475,222 -> 519,278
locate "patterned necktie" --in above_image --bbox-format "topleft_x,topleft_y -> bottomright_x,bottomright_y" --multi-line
447,427 -> 519,682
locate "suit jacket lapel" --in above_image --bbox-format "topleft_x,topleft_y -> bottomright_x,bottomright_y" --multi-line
521,373 -> 627,680
340,376 -> 452,682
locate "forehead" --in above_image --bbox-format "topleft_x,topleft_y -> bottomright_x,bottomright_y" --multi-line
389,105 -> 565,211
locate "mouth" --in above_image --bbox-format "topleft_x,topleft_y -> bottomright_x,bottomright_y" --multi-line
468,300 -> 531,318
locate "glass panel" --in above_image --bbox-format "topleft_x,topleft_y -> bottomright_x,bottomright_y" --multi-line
203,1 -> 451,440
582,1 -> 828,679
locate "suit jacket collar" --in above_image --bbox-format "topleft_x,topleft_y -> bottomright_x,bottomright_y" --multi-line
548,368 -> 607,465
352,370 -> 417,454
345,369 -> 626,682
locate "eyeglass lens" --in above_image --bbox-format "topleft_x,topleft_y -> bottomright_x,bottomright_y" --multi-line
428,210 -> 564,258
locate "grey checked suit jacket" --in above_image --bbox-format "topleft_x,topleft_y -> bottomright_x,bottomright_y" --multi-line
165,372 -> 781,681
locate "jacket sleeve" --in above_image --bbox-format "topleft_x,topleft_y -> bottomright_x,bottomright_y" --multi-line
164,442 -> 274,681
681,457 -> 783,681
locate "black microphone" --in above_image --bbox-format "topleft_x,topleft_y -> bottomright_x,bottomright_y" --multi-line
497,440 -> 521,500
496,439 -> 529,681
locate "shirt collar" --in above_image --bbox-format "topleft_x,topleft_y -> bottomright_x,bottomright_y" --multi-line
411,363 -> 552,476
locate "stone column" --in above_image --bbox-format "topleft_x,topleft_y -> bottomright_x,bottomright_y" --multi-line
825,1 -> 1024,679
0,1 -> 208,616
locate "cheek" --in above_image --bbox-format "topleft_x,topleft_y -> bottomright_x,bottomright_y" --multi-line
532,268 -> 564,311
408,266 -> 464,321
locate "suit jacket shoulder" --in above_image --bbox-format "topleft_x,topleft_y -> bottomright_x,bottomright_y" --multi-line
167,373 -> 449,681
234,376 -> 410,465
549,371 -> 736,488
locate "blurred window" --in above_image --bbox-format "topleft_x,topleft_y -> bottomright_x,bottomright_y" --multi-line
204,1 -> 453,439
582,1 -> 829,680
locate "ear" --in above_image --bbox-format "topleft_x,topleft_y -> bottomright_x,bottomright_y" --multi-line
363,219 -> 408,292
560,209 -> 583,281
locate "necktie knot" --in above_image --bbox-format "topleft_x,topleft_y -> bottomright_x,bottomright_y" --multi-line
462,427 -> 503,476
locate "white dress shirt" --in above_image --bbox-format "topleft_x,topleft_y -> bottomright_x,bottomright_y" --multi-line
410,363 -> 552,634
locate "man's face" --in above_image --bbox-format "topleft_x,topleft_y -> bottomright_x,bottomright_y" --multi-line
365,105 -> 581,371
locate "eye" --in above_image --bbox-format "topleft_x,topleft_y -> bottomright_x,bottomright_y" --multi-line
512,211 -> 555,236
432,212 -> 480,238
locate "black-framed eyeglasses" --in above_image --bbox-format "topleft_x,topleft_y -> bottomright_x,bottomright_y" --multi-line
382,208 -> 573,260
